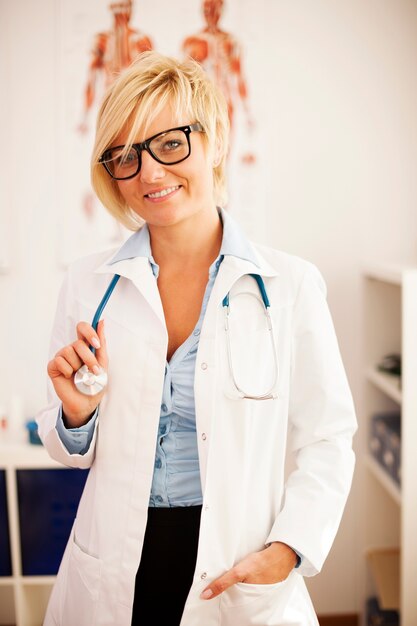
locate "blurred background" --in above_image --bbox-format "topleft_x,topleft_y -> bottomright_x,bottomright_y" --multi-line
1,0 -> 417,624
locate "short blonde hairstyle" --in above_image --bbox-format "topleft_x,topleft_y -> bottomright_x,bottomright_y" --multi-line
91,51 -> 230,230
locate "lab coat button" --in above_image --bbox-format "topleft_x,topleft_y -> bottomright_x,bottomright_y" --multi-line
201,433 -> 207,441
201,362 -> 208,370
200,572 -> 207,580
161,404 -> 167,412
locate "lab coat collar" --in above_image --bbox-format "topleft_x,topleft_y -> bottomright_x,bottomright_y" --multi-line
93,210 -> 278,327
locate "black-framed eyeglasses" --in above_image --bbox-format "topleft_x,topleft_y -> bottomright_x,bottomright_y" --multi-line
99,123 -> 204,180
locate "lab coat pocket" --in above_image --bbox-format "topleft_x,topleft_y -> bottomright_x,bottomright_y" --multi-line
220,572 -> 297,626
61,533 -> 102,626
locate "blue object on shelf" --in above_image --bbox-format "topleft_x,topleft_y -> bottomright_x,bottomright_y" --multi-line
17,468 -> 89,575
369,412 -> 401,485
366,596 -> 399,625
25,420 -> 42,445
0,470 -> 12,576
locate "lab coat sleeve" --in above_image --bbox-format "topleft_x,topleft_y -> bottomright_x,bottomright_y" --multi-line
35,269 -> 99,469
265,263 -> 357,577
55,404 -> 99,455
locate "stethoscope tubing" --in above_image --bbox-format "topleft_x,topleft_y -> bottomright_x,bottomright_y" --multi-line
73,274 -> 121,395
74,272 -> 279,399
90,274 -> 121,354
223,278 -> 279,400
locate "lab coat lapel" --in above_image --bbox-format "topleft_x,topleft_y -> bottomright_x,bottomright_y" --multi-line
208,252 -> 279,310
93,256 -> 166,329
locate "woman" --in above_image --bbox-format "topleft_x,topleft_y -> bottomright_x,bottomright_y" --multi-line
36,51 -> 357,626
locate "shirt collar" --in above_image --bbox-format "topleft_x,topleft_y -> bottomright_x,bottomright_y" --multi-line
107,207 -> 260,271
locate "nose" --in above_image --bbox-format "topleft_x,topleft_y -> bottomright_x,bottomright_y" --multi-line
139,149 -> 166,183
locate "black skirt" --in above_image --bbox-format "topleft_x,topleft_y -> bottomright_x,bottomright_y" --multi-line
131,505 -> 202,626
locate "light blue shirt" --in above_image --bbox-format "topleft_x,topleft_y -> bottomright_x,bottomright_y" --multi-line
56,207 -> 260,507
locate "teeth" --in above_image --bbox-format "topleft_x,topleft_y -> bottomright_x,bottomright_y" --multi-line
147,186 -> 179,199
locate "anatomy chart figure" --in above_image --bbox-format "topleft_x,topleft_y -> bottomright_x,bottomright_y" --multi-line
182,0 -> 255,163
79,0 -> 153,134
77,0 -> 152,238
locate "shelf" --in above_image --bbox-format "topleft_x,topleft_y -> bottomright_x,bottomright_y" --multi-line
362,261 -> 417,625
366,547 -> 400,610
17,576 -> 56,586
0,442 -> 62,469
365,454 -> 401,506
365,367 -> 402,404
0,576 -> 55,587
363,262 -> 417,285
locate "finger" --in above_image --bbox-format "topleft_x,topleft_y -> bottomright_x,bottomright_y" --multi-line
95,320 -> 108,369
71,339 -> 102,375
55,346 -> 83,373
47,355 -> 76,380
200,568 -> 243,600
76,321 -> 101,351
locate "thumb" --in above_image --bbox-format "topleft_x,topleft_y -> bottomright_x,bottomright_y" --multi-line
95,320 -> 108,369
200,568 -> 241,600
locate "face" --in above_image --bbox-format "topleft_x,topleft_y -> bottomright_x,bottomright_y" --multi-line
110,1 -> 131,19
203,0 -> 223,26
113,104 -> 218,229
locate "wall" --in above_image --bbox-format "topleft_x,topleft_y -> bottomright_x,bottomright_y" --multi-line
1,0 -> 417,618
261,0 -> 417,615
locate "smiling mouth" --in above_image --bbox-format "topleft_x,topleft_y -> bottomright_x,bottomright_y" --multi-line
145,186 -> 181,199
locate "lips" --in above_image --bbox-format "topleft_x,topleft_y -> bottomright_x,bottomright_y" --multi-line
145,185 -> 181,199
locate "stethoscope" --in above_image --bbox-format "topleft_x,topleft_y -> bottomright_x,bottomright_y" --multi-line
74,274 -> 121,396
74,273 -> 279,400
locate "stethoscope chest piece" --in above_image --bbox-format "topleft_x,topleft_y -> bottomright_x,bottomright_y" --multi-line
74,365 -> 108,396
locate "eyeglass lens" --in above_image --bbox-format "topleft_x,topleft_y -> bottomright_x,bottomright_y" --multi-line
103,129 -> 190,179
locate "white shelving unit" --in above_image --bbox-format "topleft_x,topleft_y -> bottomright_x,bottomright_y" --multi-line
362,263 -> 417,625
0,440 -> 67,626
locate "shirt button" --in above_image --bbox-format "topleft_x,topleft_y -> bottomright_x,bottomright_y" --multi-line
155,459 -> 162,469
201,433 -> 207,441
193,329 -> 201,336
200,572 -> 207,580
156,495 -> 163,503
161,403 -> 168,412
201,362 -> 208,370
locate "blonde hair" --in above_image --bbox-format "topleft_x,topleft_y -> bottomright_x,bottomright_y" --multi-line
91,51 -> 230,230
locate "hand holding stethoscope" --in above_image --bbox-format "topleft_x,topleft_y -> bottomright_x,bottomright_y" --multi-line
47,320 -> 108,428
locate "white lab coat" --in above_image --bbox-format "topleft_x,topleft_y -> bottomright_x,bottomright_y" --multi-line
36,238 -> 357,626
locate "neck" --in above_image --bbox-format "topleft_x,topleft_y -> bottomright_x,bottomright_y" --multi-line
204,24 -> 220,34
148,207 -> 223,272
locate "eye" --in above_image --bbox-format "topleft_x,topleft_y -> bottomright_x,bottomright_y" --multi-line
151,130 -> 187,157
161,139 -> 183,152
113,148 -> 137,168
